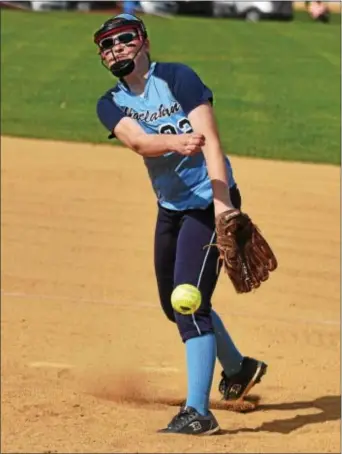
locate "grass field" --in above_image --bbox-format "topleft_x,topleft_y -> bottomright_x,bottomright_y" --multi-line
1,9 -> 340,164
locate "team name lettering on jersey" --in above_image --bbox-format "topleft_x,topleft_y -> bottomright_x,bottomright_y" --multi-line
123,102 -> 181,122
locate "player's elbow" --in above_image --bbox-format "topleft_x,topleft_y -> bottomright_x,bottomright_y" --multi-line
129,137 -> 145,156
129,134 -> 150,157
114,119 -> 150,156
116,130 -> 146,156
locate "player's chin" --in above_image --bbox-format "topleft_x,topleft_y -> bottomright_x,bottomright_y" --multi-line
117,55 -> 134,62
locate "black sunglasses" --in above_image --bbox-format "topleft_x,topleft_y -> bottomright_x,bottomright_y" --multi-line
99,31 -> 138,50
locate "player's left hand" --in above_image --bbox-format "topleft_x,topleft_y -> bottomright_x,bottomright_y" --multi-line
215,209 -> 278,293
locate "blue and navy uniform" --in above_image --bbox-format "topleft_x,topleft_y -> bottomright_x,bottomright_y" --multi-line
97,62 -> 236,211
96,62 -> 241,342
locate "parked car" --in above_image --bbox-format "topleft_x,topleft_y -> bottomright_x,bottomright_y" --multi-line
68,1 -> 117,12
139,1 -> 293,21
139,1 -> 178,16
1,1 -> 117,12
29,1 -> 68,11
209,1 -> 294,21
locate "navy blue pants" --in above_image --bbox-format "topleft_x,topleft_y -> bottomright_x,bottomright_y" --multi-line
154,186 -> 242,342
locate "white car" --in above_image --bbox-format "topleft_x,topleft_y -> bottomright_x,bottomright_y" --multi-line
29,1 -> 69,11
139,1 -> 293,21
139,1 -> 179,16
210,1 -> 293,21
16,1 -> 114,12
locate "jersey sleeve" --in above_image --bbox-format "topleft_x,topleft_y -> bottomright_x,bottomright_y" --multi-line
96,96 -> 125,136
156,63 -> 213,116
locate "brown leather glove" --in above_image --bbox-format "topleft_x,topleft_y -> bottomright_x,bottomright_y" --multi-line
215,209 -> 278,293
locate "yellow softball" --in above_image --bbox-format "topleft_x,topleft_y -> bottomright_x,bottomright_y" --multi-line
171,284 -> 202,315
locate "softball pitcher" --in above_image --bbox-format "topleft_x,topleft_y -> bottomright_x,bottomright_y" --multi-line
94,14 -> 268,435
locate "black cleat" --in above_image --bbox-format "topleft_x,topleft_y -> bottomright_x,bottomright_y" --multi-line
158,406 -> 220,435
219,357 -> 268,401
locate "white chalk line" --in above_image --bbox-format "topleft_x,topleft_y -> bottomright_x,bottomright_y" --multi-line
1,289 -> 339,328
29,361 -> 75,369
28,361 -> 179,373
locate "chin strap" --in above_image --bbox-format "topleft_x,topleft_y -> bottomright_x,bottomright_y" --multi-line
109,38 -> 146,78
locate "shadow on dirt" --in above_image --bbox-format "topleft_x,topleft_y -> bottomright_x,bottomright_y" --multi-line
219,395 -> 341,435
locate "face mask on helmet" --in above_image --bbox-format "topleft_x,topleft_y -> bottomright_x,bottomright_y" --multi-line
99,28 -> 142,77
94,15 -> 148,78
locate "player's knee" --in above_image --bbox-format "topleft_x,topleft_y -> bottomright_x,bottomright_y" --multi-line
174,311 -> 214,343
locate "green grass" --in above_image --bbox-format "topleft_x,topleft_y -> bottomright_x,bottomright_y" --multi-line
1,9 -> 340,164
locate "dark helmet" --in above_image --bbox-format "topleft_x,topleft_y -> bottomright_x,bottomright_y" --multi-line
94,14 -> 148,78
94,13 -> 147,45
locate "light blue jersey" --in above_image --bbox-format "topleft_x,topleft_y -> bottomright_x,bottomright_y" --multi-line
97,62 -> 236,210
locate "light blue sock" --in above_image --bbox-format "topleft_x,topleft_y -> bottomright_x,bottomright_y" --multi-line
211,310 -> 243,377
185,333 -> 216,416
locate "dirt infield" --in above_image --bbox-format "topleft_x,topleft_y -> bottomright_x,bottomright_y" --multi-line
1,136 -> 340,453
